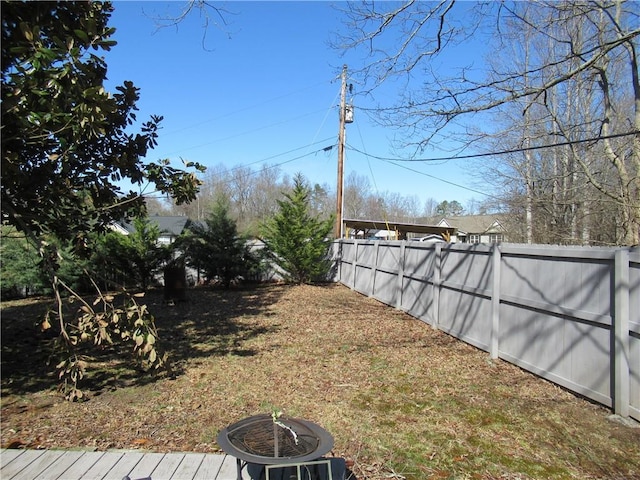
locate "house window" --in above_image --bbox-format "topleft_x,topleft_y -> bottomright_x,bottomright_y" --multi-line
489,233 -> 503,243
469,234 -> 480,244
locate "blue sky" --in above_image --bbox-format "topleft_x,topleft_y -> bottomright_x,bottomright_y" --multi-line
104,1 -> 487,210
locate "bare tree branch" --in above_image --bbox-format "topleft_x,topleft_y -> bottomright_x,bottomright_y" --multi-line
145,1 -> 235,49
336,0 -> 639,244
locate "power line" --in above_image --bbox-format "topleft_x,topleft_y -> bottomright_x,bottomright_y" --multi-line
140,142 -> 337,200
374,156 -> 500,199
198,141 -> 337,184
239,143 -> 336,175
158,79 -> 332,138
345,140 -> 498,198
155,82 -> 342,161
347,130 -> 639,163
231,137 -> 335,170
305,87 -> 341,157
346,130 -> 638,199
158,108 -> 332,158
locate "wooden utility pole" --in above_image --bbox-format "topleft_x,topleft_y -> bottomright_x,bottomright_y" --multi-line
335,64 -> 348,239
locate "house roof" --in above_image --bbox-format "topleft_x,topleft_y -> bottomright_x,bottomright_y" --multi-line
122,215 -> 191,237
437,215 -> 505,235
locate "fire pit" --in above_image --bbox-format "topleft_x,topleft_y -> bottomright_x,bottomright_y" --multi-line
217,414 -> 337,480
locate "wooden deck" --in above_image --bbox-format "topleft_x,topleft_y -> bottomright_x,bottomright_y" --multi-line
0,449 -> 249,480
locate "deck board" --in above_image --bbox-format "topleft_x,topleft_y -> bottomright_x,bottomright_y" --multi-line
146,453 -> 185,480
52,451 -> 104,479
104,451 -> 145,479
216,456 -> 242,480
0,449 -> 256,480
33,450 -> 87,480
5,449 -> 58,479
0,448 -> 24,467
127,452 -> 166,479
1,449 -> 46,479
171,452 -> 206,478
81,451 -> 125,480
193,453 -> 225,479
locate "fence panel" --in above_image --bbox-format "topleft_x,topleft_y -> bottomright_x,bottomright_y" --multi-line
499,246 -> 614,406
335,241 -> 354,288
335,240 -> 639,421
353,242 -> 376,294
500,246 -> 613,321
373,243 -> 402,306
401,244 -> 439,324
437,245 -> 493,350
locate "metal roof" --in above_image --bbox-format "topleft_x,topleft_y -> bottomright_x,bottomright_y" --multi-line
342,218 -> 457,240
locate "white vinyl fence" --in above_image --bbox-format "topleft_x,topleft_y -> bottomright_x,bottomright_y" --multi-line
334,240 -> 640,421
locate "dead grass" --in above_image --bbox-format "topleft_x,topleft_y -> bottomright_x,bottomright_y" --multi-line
1,283 -> 639,479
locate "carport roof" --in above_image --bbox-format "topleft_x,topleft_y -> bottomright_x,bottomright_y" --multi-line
342,218 -> 457,239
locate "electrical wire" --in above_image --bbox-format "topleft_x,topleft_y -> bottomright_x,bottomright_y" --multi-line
346,141 -> 499,199
140,142 -> 336,200
353,112 -> 395,235
374,156 -> 501,199
149,77 -> 338,159
158,108 -> 332,158
230,137 -> 335,170
347,130 -> 639,163
242,143 -> 336,174
304,87 -> 341,157
158,79 -> 332,138
354,108 -> 379,194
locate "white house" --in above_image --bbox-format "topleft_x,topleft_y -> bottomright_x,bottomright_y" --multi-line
436,215 -> 507,244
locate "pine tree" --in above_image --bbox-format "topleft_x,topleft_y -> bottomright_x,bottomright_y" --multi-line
0,229 -> 49,297
182,201 -> 250,288
261,173 -> 335,284
123,217 -> 172,291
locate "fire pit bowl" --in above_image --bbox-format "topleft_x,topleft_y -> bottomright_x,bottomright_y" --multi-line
217,414 -> 334,465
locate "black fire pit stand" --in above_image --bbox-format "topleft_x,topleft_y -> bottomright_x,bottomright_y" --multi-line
217,414 -> 345,480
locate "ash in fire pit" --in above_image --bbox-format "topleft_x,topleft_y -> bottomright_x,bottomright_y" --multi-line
217,414 -> 334,464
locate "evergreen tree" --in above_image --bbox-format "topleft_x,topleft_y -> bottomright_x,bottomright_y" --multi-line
120,217 -> 171,291
182,201 -> 251,288
261,173 -> 334,284
0,229 -> 48,297
90,230 -> 131,291
1,228 -> 92,298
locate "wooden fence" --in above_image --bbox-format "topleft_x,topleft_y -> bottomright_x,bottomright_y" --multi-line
333,240 -> 640,421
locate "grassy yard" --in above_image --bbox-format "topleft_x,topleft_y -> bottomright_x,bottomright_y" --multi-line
1,283 -> 638,479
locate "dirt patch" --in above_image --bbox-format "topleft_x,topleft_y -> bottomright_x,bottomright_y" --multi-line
2,284 -> 639,479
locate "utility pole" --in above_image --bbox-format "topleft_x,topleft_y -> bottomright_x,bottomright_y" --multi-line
335,64 -> 348,239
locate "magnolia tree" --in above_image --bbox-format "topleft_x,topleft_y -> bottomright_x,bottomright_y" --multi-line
1,2 -> 204,399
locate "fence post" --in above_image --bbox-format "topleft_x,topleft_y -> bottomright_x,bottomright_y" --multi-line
490,244 -> 501,359
396,242 -> 406,310
334,241 -> 342,283
370,241 -> 380,298
614,249 -> 630,418
350,241 -> 359,290
432,243 -> 442,329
